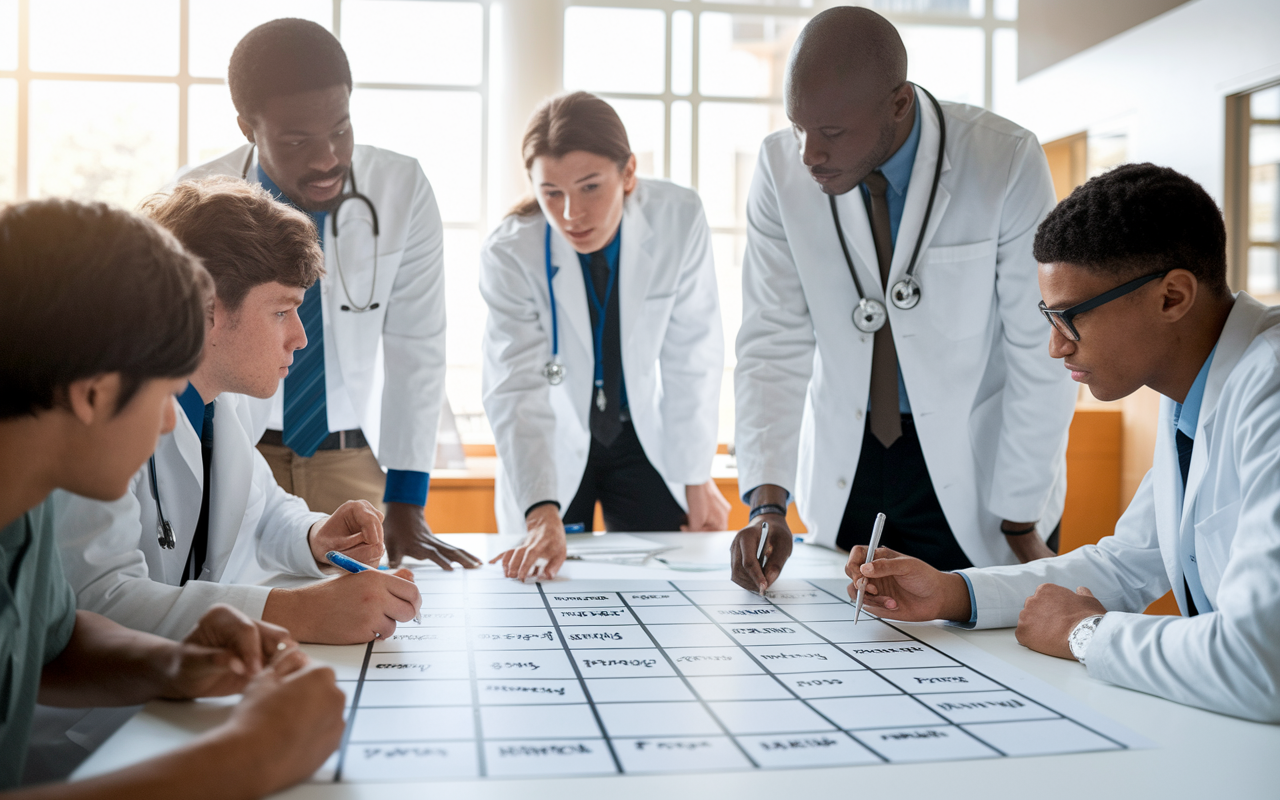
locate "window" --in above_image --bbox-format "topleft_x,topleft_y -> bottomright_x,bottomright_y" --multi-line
1227,83 -> 1280,302
1,0 -> 492,431
562,0 -> 1017,442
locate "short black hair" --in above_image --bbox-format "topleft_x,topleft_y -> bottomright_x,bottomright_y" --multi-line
1033,163 -> 1228,293
0,199 -> 211,419
228,18 -> 352,119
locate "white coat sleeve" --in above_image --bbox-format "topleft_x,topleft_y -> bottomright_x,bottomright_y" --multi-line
377,166 -> 447,473
246,446 -> 329,579
657,198 -> 723,485
480,228 -> 561,512
733,143 -> 817,499
53,482 -> 273,641
987,132 -> 1077,524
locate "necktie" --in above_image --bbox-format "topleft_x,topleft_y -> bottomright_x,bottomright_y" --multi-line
864,171 -> 902,448
1175,429 -> 1200,617
282,210 -> 329,459
182,401 -> 215,585
586,249 -> 623,447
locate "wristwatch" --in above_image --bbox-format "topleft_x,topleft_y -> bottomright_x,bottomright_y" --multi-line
1067,614 -> 1105,666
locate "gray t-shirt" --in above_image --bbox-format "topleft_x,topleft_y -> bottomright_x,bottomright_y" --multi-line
1,495 -> 78,787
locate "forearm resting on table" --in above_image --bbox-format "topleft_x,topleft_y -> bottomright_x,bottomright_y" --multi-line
10,727 -> 273,800
38,611 -> 184,708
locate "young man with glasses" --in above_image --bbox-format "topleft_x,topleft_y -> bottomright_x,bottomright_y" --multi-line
842,163 -> 1280,722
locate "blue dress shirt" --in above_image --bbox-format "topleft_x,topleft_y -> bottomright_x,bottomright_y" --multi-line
1173,348 -> 1216,613
257,166 -> 429,508
860,99 -> 922,414
576,229 -> 629,410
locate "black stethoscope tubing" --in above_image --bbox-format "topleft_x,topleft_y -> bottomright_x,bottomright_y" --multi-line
830,85 -> 946,334
148,455 -> 176,549
240,146 -> 382,312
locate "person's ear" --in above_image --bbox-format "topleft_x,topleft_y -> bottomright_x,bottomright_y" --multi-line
65,373 -> 123,426
892,83 -> 915,123
236,116 -> 255,145
622,154 -> 638,197
206,294 -> 232,342
1159,269 -> 1198,324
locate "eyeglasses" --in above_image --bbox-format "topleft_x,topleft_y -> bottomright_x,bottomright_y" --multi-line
1038,270 -> 1170,342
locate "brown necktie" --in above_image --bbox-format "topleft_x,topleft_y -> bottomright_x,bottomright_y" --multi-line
863,170 -> 902,448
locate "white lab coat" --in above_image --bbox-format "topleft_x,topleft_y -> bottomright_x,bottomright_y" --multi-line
33,392 -> 328,768
734,96 -> 1076,565
480,178 -> 723,534
176,144 -> 446,472
963,293 -> 1280,723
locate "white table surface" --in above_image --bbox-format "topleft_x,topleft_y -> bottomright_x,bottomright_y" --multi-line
73,533 -> 1280,799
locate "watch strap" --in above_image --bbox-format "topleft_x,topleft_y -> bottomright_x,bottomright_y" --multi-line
749,503 -> 788,521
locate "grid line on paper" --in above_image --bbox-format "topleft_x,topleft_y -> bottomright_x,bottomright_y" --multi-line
463,589 -> 489,776
333,641 -> 376,782
799,580 -> 1129,754
614,584 -> 761,768
666,583 -> 891,764
758,582 -> 997,757
535,582 -> 624,774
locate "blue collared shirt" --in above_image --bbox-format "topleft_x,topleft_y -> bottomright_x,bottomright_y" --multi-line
860,99 -> 922,414
257,166 -> 429,508
576,230 -> 629,410
177,383 -> 207,438
1174,348 -> 1216,614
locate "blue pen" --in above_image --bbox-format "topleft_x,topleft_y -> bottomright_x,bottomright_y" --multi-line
326,551 -> 420,624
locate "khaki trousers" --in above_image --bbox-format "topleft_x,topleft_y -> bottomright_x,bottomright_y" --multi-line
258,443 -> 386,515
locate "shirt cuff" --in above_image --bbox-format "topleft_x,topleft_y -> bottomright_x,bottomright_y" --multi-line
944,571 -> 979,630
384,469 -> 429,507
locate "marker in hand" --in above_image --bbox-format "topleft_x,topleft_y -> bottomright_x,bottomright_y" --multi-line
756,521 -> 770,596
853,513 -> 886,625
326,550 -> 420,624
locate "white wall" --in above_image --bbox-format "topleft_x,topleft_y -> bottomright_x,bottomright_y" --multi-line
1005,0 -> 1280,203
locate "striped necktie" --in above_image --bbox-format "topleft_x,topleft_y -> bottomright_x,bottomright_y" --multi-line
282,214 -> 329,458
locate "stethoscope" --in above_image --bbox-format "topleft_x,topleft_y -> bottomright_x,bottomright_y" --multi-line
541,223 -> 567,385
538,223 -> 619,407
830,85 -> 946,334
148,455 -> 176,549
241,146 -> 382,312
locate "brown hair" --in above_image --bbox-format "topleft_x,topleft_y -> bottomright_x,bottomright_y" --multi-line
511,91 -> 633,217
0,199 -> 211,419
140,176 -> 325,311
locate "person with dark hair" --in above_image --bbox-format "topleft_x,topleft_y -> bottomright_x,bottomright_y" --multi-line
26,178 -> 424,781
178,17 -> 481,572
730,7 -> 1076,593
840,164 -> 1280,723
481,92 -> 727,580
0,198 -> 345,795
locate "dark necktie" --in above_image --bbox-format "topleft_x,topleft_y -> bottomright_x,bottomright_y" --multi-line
1175,429 -> 1199,617
586,249 -> 623,447
864,171 -> 901,447
182,401 -> 215,585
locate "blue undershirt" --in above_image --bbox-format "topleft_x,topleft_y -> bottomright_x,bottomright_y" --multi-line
256,166 -> 429,507
860,99 -> 922,415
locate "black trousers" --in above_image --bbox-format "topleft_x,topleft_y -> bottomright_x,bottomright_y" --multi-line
563,421 -> 686,532
836,416 -> 975,571
835,416 -> 1060,569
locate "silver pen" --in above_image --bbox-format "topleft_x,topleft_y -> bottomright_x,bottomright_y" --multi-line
756,521 -> 770,596
853,513 -> 887,625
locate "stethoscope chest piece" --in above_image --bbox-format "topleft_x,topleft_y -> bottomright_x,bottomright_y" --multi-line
853,297 -> 888,333
890,275 -> 922,310
543,360 -> 565,386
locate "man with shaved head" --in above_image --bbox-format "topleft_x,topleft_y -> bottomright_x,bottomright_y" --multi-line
732,7 -> 1075,592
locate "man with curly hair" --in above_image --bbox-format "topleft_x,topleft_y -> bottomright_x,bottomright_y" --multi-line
842,163 -> 1280,723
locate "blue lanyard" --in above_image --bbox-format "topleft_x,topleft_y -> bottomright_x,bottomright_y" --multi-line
544,224 -> 560,360
578,247 -> 618,392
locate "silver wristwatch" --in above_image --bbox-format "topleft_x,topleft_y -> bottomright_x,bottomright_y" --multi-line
1067,614 -> 1105,666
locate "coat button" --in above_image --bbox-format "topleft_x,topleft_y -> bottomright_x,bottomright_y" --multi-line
837,479 -> 848,489
855,409 -> 864,421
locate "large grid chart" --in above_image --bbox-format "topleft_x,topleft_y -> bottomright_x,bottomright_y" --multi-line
318,576 -> 1144,781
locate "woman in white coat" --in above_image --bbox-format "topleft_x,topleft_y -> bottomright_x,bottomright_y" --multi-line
482,92 -> 728,580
